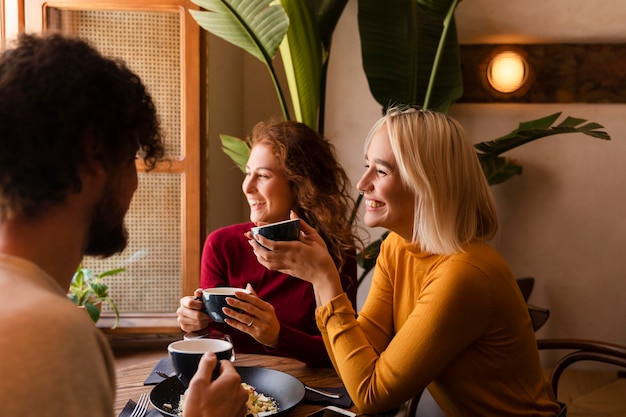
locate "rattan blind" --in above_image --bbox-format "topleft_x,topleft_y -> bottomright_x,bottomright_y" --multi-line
47,8 -> 185,313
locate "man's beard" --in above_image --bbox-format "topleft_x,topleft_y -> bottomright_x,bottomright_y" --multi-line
84,185 -> 130,258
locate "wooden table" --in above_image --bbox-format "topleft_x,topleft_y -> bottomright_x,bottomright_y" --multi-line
114,351 -> 362,416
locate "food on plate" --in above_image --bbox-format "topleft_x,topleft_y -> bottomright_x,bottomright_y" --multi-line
163,383 -> 278,416
243,382 -> 279,416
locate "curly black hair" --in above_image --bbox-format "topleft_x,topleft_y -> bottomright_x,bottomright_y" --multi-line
0,33 -> 164,219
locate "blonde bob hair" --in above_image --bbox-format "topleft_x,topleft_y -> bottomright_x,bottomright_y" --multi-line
365,106 -> 498,254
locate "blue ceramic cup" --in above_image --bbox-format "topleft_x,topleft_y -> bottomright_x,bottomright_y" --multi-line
202,287 -> 251,323
250,218 -> 300,250
168,338 -> 234,386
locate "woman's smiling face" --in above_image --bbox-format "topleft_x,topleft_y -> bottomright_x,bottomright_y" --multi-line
242,143 -> 296,225
356,126 -> 416,240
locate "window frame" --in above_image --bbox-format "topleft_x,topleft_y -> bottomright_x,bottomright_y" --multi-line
22,0 -> 201,333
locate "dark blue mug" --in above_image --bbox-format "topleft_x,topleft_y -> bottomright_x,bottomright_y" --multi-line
250,218 -> 300,250
201,287 -> 251,323
168,338 -> 234,386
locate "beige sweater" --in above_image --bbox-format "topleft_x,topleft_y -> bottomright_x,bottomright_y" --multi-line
0,254 -> 115,417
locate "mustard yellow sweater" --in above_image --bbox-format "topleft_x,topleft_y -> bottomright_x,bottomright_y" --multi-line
316,232 -> 560,416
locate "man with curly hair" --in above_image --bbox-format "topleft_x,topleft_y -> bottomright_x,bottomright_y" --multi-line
0,33 -> 247,417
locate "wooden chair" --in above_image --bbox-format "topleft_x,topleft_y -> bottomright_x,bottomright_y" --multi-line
516,276 -> 535,301
516,277 -> 550,331
407,340 -> 626,416
537,338 -> 626,398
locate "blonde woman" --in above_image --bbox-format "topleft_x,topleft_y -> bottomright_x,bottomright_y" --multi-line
249,107 -> 562,416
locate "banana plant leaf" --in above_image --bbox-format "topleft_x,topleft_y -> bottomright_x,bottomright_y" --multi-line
306,0 -> 348,59
279,0 -> 323,129
475,112 -> 611,185
357,230 -> 389,286
303,0 -> 349,133
358,0 -> 462,113
475,112 -> 611,157
480,156 -> 523,186
190,0 -> 288,63
191,0 -> 347,134
279,0 -> 348,131
190,0 -> 291,119
220,134 -> 251,173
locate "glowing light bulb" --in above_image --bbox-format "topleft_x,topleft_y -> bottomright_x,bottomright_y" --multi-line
487,51 -> 529,93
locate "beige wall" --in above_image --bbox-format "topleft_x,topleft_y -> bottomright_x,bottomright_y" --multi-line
208,0 -> 626,350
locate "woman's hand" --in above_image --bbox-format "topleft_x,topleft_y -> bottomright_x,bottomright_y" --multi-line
176,288 -> 211,333
246,214 -> 344,306
223,284 -> 281,348
183,352 -> 248,417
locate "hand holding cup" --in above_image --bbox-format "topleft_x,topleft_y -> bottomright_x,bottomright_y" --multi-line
202,287 -> 251,323
168,338 -> 235,386
250,218 -> 300,250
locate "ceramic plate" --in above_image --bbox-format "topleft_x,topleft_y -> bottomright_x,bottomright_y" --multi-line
150,366 -> 305,416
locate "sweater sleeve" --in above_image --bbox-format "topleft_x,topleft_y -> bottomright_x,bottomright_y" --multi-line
267,323 -> 331,367
267,247 -> 358,367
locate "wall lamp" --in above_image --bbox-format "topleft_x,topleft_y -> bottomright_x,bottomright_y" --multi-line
486,49 -> 530,94
458,43 -> 626,103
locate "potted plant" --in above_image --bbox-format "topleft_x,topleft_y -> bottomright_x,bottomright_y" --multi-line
67,264 -> 124,329
189,0 -> 609,179
188,0 -> 611,281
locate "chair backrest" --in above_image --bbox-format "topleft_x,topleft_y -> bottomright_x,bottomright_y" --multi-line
406,389 -> 445,417
537,338 -> 626,397
528,304 -> 550,331
516,277 -> 535,301
515,277 -> 550,331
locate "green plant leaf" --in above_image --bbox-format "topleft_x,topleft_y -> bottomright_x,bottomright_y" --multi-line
190,0 -> 288,63
357,0 -> 462,113
417,0 -> 459,15
474,113 -> 611,159
220,134 -> 251,172
97,267 -> 125,278
305,0 -> 348,57
302,0 -> 349,133
279,0 -> 323,129
190,0 -> 291,119
68,264 -> 121,328
422,0 -> 460,110
356,231 -> 389,286
480,156 -> 523,186
84,302 -> 101,324
104,299 -> 120,330
89,282 -> 109,299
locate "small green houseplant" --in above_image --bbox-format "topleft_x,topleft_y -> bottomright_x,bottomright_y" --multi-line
67,265 -> 124,329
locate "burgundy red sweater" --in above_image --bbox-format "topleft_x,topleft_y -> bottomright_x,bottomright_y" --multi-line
200,222 -> 357,367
